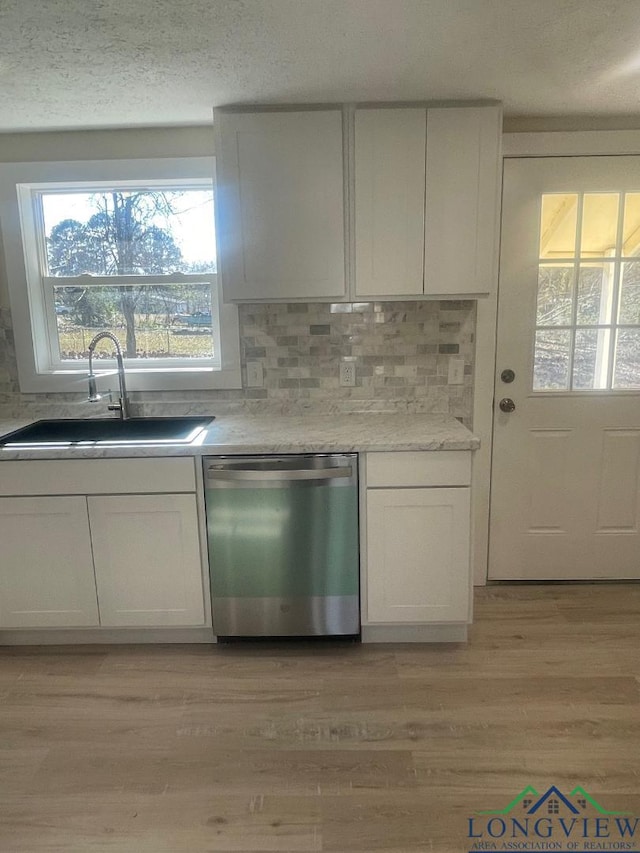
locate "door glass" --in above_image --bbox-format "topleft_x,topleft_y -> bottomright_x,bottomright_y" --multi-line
534,192 -> 640,391
614,329 -> 640,389
622,194 -> 640,256
576,263 -> 614,325
539,194 -> 578,259
619,262 -> 640,325
573,328 -> 611,390
580,193 -> 619,257
533,329 -> 571,390
536,266 -> 573,325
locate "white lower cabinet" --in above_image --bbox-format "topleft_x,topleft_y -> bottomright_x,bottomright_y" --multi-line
362,451 -> 472,633
0,496 -> 99,628
89,494 -> 204,627
0,459 -> 205,631
365,487 -> 470,623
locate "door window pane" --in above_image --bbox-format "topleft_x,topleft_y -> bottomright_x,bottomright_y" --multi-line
572,328 -> 611,390
614,329 -> 640,389
539,194 -> 578,259
533,329 -> 571,390
535,190 -> 639,392
536,265 -> 573,325
619,261 -> 640,325
576,263 -> 615,325
581,193 -> 619,257
622,193 -> 640,257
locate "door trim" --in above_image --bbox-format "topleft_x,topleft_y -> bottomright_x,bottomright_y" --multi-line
504,130 -> 640,158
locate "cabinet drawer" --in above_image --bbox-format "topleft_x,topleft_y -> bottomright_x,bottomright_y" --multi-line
0,458 -> 196,496
365,451 -> 471,488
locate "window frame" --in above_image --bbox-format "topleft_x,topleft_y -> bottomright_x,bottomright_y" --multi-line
0,157 -> 241,393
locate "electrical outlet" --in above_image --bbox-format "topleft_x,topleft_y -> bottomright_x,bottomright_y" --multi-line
246,361 -> 264,388
447,358 -> 465,385
340,361 -> 356,387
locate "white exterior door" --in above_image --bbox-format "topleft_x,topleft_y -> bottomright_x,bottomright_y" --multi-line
490,157 -> 640,580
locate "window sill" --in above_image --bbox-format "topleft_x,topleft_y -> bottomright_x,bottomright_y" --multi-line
15,365 -> 243,394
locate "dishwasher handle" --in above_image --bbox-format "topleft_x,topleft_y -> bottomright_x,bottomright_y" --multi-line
206,465 -> 354,483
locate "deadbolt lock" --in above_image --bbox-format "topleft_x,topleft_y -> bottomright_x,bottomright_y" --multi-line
500,368 -> 515,383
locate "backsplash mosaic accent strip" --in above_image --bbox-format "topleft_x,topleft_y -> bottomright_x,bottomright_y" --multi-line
0,300 -> 475,424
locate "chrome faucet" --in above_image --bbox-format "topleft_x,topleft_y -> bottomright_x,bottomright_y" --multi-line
87,331 -> 131,420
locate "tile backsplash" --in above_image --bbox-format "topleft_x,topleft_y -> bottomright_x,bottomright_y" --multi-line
239,301 -> 475,420
0,300 -> 476,424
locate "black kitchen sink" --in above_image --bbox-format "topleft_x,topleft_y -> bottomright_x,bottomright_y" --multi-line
0,416 -> 214,447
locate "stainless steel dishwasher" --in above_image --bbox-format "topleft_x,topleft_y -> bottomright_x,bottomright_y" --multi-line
203,454 -> 359,638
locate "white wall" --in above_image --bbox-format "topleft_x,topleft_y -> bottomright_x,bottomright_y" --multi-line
0,126 -> 214,163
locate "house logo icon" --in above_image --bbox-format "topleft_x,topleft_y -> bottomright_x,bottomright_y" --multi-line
468,784 -> 638,852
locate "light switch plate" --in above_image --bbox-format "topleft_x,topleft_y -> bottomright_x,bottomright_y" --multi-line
246,361 -> 264,388
447,358 -> 465,385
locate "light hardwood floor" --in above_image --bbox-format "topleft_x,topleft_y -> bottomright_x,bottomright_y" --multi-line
1,584 -> 639,852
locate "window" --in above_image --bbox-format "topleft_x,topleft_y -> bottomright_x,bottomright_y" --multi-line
0,158 -> 241,392
534,192 -> 640,392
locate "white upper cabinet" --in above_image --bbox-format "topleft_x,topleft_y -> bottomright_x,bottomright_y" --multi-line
355,108 -> 427,297
215,103 -> 501,302
214,109 -> 346,301
355,105 -> 501,298
424,106 -> 501,296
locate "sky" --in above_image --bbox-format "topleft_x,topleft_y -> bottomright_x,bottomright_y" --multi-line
41,189 -> 217,267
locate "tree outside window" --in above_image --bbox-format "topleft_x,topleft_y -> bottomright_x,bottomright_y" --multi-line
44,188 -> 217,361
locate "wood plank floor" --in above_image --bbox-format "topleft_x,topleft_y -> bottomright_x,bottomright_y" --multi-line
1,584 -> 639,852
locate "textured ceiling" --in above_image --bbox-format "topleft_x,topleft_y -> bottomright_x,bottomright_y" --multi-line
2,0 -> 640,132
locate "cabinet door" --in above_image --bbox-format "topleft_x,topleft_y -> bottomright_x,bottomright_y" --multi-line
215,109 -> 346,301
89,494 -> 205,627
366,487 -> 470,623
355,108 -> 426,297
0,496 -> 99,628
424,105 -> 501,296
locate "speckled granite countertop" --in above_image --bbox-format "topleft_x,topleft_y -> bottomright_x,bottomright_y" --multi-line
0,413 -> 479,459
